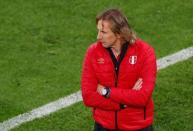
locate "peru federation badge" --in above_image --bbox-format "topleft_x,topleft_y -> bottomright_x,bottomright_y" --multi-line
129,55 -> 137,65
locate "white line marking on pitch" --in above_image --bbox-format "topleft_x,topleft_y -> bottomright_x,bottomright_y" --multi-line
0,46 -> 193,131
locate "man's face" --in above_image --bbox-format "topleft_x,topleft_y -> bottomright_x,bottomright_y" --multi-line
97,20 -> 119,48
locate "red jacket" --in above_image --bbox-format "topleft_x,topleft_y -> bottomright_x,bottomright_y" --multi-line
81,39 -> 157,130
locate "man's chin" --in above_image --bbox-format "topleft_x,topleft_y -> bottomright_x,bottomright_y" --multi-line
102,43 -> 109,48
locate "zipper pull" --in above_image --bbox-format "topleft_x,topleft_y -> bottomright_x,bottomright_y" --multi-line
115,66 -> 118,71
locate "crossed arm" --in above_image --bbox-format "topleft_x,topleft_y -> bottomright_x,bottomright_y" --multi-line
81,47 -> 156,110
96,48 -> 157,107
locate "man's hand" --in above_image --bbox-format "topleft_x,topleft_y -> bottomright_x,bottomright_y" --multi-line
97,84 -> 104,95
132,78 -> 143,91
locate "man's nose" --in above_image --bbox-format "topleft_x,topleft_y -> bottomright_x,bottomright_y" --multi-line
97,32 -> 102,40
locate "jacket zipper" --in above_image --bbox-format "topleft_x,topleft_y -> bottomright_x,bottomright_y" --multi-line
115,65 -> 118,130
144,107 -> 146,120
107,43 -> 129,130
115,66 -> 118,87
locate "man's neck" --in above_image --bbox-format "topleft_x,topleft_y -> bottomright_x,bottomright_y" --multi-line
111,40 -> 125,57
111,47 -> 121,57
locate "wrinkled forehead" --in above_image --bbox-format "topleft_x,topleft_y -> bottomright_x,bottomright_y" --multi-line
97,20 -> 111,31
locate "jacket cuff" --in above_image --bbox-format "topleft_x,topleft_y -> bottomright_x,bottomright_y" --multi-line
109,88 -> 118,99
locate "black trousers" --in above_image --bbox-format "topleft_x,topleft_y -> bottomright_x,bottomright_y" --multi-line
94,122 -> 153,131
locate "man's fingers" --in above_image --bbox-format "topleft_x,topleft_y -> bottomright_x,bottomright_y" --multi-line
133,84 -> 142,90
97,87 -> 101,93
97,84 -> 103,94
135,79 -> 142,86
132,78 -> 143,90
134,79 -> 142,88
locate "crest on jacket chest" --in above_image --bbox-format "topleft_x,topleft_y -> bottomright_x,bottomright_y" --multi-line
129,55 -> 137,65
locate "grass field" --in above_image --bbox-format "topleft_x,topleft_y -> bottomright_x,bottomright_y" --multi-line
0,0 -> 193,130
12,58 -> 193,131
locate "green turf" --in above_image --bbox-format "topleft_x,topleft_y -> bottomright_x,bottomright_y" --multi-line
12,57 -> 193,131
11,102 -> 92,131
153,58 -> 193,131
0,0 -> 193,123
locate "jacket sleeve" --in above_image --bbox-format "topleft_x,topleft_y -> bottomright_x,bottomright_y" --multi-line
81,47 -> 120,110
110,47 -> 157,107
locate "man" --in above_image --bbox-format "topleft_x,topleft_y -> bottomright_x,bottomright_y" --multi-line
81,8 -> 157,131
